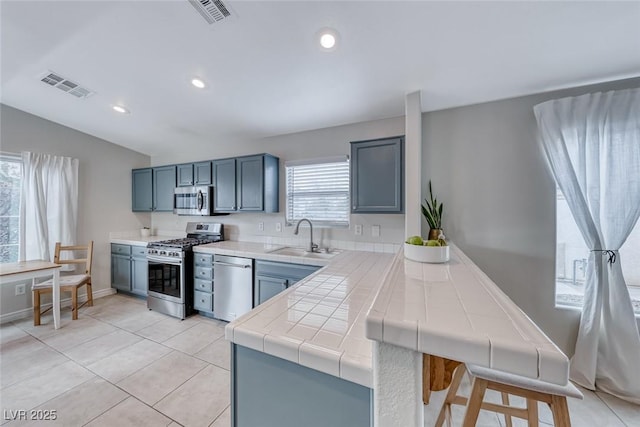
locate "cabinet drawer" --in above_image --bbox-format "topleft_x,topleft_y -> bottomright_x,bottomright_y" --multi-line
131,246 -> 147,258
111,244 -> 131,255
194,253 -> 213,266
194,279 -> 213,293
195,266 -> 213,280
194,290 -> 213,312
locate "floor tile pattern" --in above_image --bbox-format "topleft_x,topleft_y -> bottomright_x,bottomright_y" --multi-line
1,294 -> 637,426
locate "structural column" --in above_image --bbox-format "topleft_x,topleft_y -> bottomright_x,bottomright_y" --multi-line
405,91 -> 422,238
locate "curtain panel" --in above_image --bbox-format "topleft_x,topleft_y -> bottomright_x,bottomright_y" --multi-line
534,88 -> 640,403
19,152 -> 79,262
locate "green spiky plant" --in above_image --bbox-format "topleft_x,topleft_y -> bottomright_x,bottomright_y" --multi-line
421,181 -> 443,230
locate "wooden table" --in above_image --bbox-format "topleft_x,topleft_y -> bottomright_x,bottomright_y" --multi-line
0,261 -> 62,329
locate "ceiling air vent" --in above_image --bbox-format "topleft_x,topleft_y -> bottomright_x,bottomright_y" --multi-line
39,71 -> 94,99
188,0 -> 233,25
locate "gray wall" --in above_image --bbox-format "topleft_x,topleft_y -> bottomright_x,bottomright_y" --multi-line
422,77 -> 640,355
0,104 -> 151,318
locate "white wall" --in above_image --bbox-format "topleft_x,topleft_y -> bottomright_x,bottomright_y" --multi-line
0,104 -> 151,318
152,116 -> 407,249
421,77 -> 640,355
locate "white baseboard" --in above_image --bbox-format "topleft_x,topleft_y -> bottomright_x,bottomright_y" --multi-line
0,288 -> 117,325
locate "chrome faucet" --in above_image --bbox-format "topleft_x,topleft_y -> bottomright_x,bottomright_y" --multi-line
294,218 -> 318,253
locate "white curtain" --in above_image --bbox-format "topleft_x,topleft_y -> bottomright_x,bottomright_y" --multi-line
534,88 -> 640,404
19,152 -> 79,262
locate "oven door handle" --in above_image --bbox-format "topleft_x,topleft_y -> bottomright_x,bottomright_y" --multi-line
147,256 -> 182,266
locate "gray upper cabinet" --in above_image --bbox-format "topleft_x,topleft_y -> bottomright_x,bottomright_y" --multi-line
213,154 -> 279,213
194,161 -> 212,185
132,166 -> 176,212
350,136 -> 404,213
177,163 -> 194,187
153,165 -> 176,212
177,161 -> 212,187
132,168 -> 153,212
213,158 -> 237,211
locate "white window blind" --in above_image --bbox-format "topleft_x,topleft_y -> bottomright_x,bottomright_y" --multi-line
285,157 -> 350,227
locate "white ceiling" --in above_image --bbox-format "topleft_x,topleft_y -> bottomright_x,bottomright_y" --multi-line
2,1 -> 639,157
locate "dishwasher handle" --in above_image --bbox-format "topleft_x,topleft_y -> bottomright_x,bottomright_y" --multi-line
213,261 -> 252,269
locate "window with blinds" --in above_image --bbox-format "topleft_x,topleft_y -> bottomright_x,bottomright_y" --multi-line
285,156 -> 350,227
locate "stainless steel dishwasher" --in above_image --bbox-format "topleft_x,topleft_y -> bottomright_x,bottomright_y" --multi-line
213,254 -> 253,322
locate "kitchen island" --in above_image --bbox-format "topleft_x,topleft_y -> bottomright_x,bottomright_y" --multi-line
194,242 -> 570,427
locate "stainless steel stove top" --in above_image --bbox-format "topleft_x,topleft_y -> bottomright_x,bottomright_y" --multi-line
146,222 -> 224,260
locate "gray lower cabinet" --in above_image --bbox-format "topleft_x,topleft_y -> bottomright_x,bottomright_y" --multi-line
193,253 -> 214,315
232,344 -> 372,427
254,260 -> 320,307
350,136 -> 404,213
213,154 -> 279,213
111,244 -> 148,296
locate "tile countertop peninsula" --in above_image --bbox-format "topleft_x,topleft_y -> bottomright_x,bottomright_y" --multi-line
194,241 -> 395,388
366,243 -> 570,386
109,235 -> 178,246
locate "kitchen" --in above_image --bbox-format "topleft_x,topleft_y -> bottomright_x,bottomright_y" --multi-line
1,1 -> 640,426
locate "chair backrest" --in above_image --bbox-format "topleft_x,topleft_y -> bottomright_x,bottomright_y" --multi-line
53,241 -> 94,275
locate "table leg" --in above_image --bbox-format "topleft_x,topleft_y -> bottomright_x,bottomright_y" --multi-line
52,269 -> 60,329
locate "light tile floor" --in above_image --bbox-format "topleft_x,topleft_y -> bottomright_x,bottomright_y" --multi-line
1,293 -> 638,426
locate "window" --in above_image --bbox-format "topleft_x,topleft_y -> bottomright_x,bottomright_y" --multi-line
556,187 -> 640,315
285,156 -> 350,227
0,154 -> 22,263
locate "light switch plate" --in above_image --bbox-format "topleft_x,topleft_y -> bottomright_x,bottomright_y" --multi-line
372,225 -> 380,237
258,222 -> 264,231
355,224 -> 363,236
275,222 -> 282,232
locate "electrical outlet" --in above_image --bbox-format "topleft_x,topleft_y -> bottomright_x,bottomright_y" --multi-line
275,222 -> 282,232
355,224 -> 363,236
258,222 -> 264,231
15,283 -> 25,296
372,225 -> 380,237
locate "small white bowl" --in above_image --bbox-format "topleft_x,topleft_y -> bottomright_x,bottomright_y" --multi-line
404,243 -> 450,263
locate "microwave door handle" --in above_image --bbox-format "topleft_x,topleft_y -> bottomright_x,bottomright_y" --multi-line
197,190 -> 204,211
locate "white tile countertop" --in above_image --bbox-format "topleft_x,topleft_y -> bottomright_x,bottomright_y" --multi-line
194,241 -> 396,388
366,244 -> 570,385
110,236 -> 177,246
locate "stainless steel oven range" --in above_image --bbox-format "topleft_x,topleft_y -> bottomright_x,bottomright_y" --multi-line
146,222 -> 224,319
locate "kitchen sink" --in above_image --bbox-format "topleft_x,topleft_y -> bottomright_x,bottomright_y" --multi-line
267,246 -> 340,259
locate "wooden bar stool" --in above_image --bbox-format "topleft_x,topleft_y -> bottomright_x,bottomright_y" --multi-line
435,363 -> 583,427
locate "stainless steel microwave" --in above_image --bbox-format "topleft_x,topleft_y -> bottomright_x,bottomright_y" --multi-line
174,186 -> 215,216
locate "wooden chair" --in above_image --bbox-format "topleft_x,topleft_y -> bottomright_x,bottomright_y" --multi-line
435,363 -> 583,427
33,241 -> 94,325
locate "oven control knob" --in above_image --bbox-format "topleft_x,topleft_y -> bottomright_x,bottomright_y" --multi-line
160,251 -> 166,255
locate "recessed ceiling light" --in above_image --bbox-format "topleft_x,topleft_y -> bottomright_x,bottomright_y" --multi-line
318,28 -> 339,52
112,105 -> 129,114
191,78 -> 206,89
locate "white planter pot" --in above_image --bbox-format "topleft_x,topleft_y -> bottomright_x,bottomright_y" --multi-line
404,243 -> 450,263
140,228 -> 151,237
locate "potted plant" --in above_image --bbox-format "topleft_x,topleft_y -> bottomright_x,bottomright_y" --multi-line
140,226 -> 151,237
422,181 -> 444,241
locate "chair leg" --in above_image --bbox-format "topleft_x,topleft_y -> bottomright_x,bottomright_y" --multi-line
501,392 -> 513,427
33,290 -> 41,326
435,364 -> 466,427
526,398 -> 539,427
71,288 -> 78,320
462,377 -> 488,427
86,282 -> 93,307
550,395 -> 571,427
